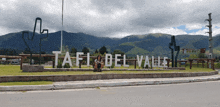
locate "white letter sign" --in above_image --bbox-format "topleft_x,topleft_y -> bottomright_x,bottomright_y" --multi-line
62,52 -> 72,67
87,53 -> 90,67
105,54 -> 112,67
137,55 -> 143,67
158,56 -> 162,67
115,54 -> 121,67
163,57 -> 168,67
76,52 -> 83,66
152,56 -> 155,67
123,55 -> 129,67
52,51 -> 61,67
144,56 -> 150,68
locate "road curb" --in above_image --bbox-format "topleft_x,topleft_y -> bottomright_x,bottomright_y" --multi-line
0,75 -> 220,91
0,85 -> 54,91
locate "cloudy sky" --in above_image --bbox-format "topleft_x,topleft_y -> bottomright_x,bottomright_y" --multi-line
1,0 -> 220,38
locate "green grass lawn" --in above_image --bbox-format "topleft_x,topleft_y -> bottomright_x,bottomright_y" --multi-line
0,81 -> 53,86
0,64 -> 215,76
0,64 -> 216,86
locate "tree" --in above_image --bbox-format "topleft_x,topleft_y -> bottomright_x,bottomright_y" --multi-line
112,49 -> 125,57
216,56 -> 219,62
0,48 -> 18,55
99,46 -> 108,55
82,47 -> 89,54
70,47 -> 77,56
23,48 -> 30,54
95,49 -> 98,53
198,53 -> 207,58
64,45 -> 69,52
189,54 -> 198,59
8,49 -> 15,55
41,51 -> 46,54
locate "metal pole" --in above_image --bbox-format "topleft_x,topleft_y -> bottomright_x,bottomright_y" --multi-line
61,0 -> 64,52
30,51 -> 32,65
39,39 -> 41,65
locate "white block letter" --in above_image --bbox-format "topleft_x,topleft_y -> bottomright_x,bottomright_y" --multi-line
144,56 -> 150,68
105,54 -> 112,67
158,56 -> 161,67
123,55 -> 129,67
52,51 -> 61,67
76,52 -> 83,66
137,55 -> 143,67
87,53 -> 90,67
163,57 -> 168,67
62,52 -> 72,67
152,56 -> 155,67
115,54 -> 121,67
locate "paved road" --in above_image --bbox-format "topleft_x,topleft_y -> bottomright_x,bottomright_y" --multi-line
1,81 -> 220,107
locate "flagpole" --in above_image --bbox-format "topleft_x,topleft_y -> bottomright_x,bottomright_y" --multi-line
61,0 -> 64,52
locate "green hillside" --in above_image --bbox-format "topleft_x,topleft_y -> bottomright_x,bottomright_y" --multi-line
126,47 -> 150,57
1,31 -> 220,58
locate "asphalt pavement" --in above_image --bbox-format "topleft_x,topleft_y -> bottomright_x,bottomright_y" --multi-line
1,81 -> 220,107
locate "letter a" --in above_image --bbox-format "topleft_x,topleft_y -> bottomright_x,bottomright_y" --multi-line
144,56 -> 150,68
62,52 -> 72,67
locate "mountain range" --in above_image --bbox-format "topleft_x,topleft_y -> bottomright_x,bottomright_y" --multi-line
1,31 -> 220,58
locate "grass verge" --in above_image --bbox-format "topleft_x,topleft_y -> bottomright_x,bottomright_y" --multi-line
0,81 -> 53,86
0,65 -> 215,76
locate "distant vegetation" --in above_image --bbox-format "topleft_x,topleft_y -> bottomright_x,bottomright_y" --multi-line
1,31 -> 220,59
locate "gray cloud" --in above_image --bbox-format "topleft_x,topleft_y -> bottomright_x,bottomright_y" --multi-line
1,0 -> 220,37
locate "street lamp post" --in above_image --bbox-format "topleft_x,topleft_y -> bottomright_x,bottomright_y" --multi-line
61,0 -> 64,52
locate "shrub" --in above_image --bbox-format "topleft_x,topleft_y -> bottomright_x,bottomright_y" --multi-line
57,59 -> 62,68
111,62 -> 115,68
108,62 -> 115,68
64,63 -> 70,68
216,59 -> 219,62
216,63 -> 220,68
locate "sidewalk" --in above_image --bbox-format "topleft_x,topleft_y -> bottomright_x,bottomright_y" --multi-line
0,74 -> 220,91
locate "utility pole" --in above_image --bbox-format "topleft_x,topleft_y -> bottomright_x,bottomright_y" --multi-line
205,13 -> 213,59
61,0 -> 64,52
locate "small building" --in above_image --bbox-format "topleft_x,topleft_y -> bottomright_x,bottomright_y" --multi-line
9,59 -> 21,65
200,48 -> 206,53
181,48 -> 206,54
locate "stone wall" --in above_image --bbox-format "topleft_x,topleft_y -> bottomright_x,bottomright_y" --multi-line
22,65 -> 44,72
43,68 -> 168,72
0,71 -> 218,82
164,67 -> 186,70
